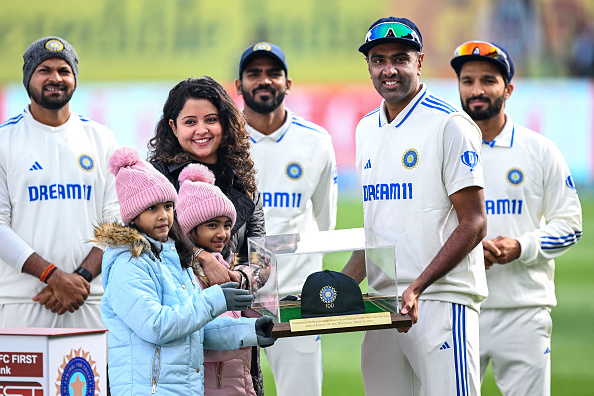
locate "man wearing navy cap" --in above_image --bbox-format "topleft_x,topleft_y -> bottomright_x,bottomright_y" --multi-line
451,41 -> 582,396
235,42 -> 337,396
343,17 -> 488,395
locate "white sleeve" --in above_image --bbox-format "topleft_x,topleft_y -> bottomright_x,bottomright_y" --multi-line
311,137 -> 338,231
442,115 -> 484,196
516,142 -> 583,264
0,152 -> 34,271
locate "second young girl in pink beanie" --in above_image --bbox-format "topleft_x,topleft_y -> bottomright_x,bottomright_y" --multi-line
177,163 -> 275,396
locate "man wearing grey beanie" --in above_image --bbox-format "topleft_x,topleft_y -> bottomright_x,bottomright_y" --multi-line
0,36 -> 121,329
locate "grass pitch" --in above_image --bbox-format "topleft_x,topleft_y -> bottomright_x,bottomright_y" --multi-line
260,197 -> 594,395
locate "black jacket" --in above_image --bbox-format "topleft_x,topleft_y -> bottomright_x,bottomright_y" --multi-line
151,160 -> 266,265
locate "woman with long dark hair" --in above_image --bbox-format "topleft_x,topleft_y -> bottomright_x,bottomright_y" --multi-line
148,77 -> 267,395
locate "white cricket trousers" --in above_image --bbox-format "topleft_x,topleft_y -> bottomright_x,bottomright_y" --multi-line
480,307 -> 552,396
264,334 -> 322,396
361,300 -> 480,396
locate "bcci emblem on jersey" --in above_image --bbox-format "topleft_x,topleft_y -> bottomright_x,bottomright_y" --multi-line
285,162 -> 303,181
506,168 -> 524,186
78,154 -> 95,172
402,149 -> 419,169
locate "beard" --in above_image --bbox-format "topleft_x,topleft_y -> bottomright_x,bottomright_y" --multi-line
462,92 -> 505,121
29,83 -> 73,110
242,85 -> 286,114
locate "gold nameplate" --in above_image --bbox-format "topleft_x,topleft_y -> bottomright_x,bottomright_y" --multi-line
289,312 -> 392,332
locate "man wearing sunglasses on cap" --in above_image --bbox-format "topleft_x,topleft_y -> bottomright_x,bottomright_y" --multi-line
451,41 -> 582,396
342,16 -> 488,396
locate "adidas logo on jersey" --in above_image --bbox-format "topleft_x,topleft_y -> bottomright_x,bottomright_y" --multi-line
439,342 -> 450,350
29,161 -> 43,171
364,159 -> 372,169
544,347 -> 551,355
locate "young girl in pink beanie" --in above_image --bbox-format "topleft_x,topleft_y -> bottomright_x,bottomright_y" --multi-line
177,163 -> 276,396
94,147 -> 274,396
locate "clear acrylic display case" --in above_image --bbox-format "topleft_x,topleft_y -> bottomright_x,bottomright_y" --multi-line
245,228 -> 412,337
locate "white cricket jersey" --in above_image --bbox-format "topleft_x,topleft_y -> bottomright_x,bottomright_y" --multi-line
248,109 -> 338,297
0,107 -> 120,304
356,84 -> 487,312
481,115 -> 582,309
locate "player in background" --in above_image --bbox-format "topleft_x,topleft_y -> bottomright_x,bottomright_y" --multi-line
342,17 -> 488,396
451,41 -> 582,396
0,36 -> 120,328
235,42 -> 338,396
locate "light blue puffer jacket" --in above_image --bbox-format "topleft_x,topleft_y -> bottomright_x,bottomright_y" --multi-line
96,223 -> 258,396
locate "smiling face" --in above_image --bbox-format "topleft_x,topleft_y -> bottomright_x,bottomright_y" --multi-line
190,216 -> 232,253
236,55 -> 291,114
28,57 -> 75,110
458,61 -> 512,121
366,42 -> 423,113
169,98 -> 223,164
134,201 -> 175,241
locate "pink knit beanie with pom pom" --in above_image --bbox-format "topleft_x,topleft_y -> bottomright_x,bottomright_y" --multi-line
109,146 -> 178,225
177,163 -> 237,234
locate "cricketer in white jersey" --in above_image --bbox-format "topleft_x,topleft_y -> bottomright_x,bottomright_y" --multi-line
0,107 -> 120,328
478,116 -> 582,395
237,41 -> 338,396
355,84 -> 488,396
480,116 -> 582,309
248,109 -> 338,297
450,39 -> 583,396
248,108 -> 338,396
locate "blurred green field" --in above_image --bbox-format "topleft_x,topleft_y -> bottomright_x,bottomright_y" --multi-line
260,196 -> 594,395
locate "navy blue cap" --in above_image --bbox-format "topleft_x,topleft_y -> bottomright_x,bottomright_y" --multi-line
239,42 -> 288,78
450,41 -> 515,82
301,270 -> 365,318
359,16 -> 423,55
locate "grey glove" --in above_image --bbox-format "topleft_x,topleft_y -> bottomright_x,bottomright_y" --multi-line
255,316 -> 276,347
220,282 -> 253,311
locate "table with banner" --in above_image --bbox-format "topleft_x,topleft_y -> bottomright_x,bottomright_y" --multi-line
0,327 -> 107,396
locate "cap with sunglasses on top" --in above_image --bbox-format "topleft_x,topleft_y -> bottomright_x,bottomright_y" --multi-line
359,16 -> 423,55
450,41 -> 515,82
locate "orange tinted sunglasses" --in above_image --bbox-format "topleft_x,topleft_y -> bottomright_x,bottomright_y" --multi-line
453,41 -> 511,74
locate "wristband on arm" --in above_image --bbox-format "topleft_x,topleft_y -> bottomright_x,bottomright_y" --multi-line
40,264 -> 57,283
